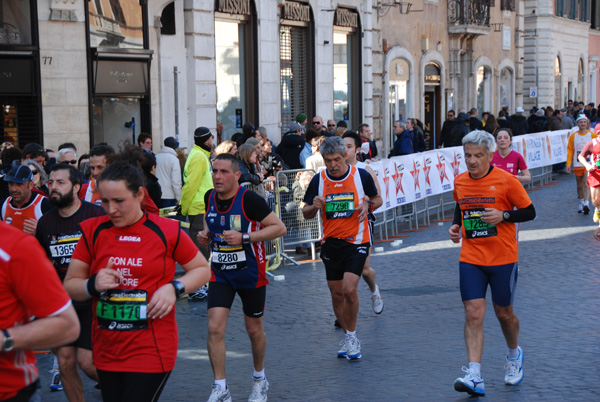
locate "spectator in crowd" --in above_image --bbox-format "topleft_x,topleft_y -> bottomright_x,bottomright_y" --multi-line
562,108 -> 576,129
440,110 -> 457,147
79,144 -> 115,205
215,140 -> 238,156
390,120 -> 414,156
58,142 -> 78,153
156,136 -> 182,208
337,120 -> 348,129
0,141 -> 14,155
497,110 -> 511,130
181,127 -> 214,262
312,116 -> 328,135
510,107 -> 528,135
296,113 -> 308,133
232,132 -> 244,149
300,129 -> 320,168
57,148 -> 78,167
529,109 -> 549,133
545,106 -> 554,118
326,120 -> 337,136
137,133 -> 153,153
502,105 -> 512,126
446,113 -> 470,147
468,108 -> 483,131
242,123 -> 260,143
527,107 -> 538,132
483,114 -> 499,136
259,137 -> 286,178
21,159 -> 48,196
548,109 -> 563,131
0,146 -> 22,202
481,112 -> 490,127
276,121 -> 305,169
291,170 -> 315,255
238,143 -> 263,185
335,126 -> 348,137
409,118 -> 427,152
22,143 -> 47,168
78,153 -> 89,170
357,123 -> 378,161
305,135 -> 326,173
245,137 -> 265,176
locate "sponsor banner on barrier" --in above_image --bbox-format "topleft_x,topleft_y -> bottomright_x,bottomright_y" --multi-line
370,146 -> 467,211
368,130 -> 569,212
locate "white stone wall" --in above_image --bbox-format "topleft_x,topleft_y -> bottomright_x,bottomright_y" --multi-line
38,0 -> 90,152
523,3 -> 590,110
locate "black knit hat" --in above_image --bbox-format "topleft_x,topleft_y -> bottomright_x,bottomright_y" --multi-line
194,127 -> 212,143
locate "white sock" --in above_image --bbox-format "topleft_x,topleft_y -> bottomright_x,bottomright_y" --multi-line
580,198 -> 585,204
468,362 -> 481,377
345,330 -> 356,338
253,369 -> 265,379
585,200 -> 590,207
214,379 -> 226,390
508,347 -> 519,359
371,285 -> 380,297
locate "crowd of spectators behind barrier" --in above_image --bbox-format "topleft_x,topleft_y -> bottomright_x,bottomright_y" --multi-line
1,101 -> 595,215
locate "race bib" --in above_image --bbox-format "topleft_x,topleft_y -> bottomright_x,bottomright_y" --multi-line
212,244 -> 247,272
462,209 -> 497,239
325,192 -> 355,219
97,289 -> 148,331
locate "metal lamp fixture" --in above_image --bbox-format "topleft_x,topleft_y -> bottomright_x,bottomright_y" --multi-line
376,0 -> 423,19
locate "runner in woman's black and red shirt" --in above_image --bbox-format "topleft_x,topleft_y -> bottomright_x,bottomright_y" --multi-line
64,159 -> 211,402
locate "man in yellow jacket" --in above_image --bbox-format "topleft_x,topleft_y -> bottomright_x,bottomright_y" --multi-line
181,127 -> 214,261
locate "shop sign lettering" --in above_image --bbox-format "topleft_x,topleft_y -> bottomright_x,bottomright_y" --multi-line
335,9 -> 358,28
217,0 -> 250,15
283,2 -> 311,22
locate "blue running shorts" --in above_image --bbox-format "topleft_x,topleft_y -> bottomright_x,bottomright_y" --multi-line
459,262 -> 518,307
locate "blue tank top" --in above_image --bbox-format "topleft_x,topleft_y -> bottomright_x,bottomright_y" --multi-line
205,187 -> 268,289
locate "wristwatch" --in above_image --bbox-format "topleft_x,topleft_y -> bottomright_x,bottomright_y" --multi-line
170,281 -> 186,299
242,233 -> 251,245
503,211 -> 510,221
1,329 -> 14,352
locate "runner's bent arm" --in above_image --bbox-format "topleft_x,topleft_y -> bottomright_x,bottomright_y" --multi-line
578,141 -> 594,171
223,212 -> 286,245
302,174 -> 322,219
64,259 -> 123,301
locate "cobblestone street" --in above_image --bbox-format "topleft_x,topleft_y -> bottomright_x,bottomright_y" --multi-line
38,174 -> 600,401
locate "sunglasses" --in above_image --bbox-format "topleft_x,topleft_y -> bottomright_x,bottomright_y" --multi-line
31,170 -> 39,175
312,121 -> 321,125
61,160 -> 77,165
327,124 -> 336,127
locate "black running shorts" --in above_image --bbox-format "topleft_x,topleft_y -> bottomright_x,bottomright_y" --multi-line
320,238 -> 369,281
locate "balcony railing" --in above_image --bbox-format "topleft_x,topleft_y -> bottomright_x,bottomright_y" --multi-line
448,0 -> 490,29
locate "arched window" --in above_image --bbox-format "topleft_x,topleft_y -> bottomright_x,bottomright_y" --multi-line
555,56 -> 562,108
160,2 -> 175,35
499,67 -> 513,110
577,58 -> 585,102
388,58 -> 410,146
476,66 -> 492,115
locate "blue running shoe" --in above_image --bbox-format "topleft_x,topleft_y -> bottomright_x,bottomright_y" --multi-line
505,346 -> 524,385
454,367 -> 485,396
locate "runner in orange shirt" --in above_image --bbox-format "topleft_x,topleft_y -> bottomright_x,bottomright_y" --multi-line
449,130 -> 536,397
302,137 -> 382,362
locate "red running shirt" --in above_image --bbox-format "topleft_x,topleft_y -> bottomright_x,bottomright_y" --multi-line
71,213 -> 197,373
491,150 -> 528,176
0,222 -> 71,400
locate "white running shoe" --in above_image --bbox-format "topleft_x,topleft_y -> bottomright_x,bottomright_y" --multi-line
248,377 -> 269,402
454,367 -> 485,396
337,339 -> 348,358
207,384 -> 232,402
371,285 -> 384,314
504,346 -> 524,385
345,336 -> 361,361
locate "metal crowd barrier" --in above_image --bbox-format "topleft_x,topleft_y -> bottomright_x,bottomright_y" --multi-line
275,169 -> 323,262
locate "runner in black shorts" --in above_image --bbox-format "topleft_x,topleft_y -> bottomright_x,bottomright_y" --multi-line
36,164 -> 105,400
198,154 -> 286,402
302,137 -> 382,363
